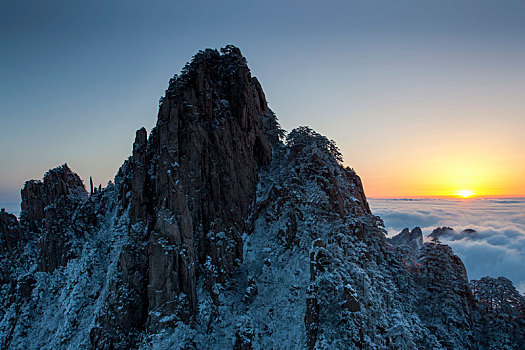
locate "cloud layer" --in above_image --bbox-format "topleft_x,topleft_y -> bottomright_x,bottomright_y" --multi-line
369,198 -> 525,293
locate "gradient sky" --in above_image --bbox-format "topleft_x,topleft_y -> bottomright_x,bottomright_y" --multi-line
1,0 -> 525,203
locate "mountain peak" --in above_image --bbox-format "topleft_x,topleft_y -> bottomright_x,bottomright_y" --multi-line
20,163 -> 86,231
389,226 -> 424,250
1,47 -> 523,350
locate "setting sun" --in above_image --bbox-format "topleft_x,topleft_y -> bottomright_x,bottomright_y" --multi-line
457,190 -> 475,198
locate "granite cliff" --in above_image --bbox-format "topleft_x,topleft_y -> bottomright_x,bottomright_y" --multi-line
0,46 -> 523,349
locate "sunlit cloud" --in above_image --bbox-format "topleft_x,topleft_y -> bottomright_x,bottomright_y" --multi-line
370,198 -> 525,293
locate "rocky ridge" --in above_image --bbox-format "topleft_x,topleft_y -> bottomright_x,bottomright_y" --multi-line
389,226 -> 525,349
388,227 -> 423,250
0,46 -> 523,349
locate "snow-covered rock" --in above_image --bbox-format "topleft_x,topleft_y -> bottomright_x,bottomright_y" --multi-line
0,46 -> 522,349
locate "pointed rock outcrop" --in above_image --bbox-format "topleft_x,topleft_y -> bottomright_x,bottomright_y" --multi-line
93,46 -> 277,347
389,227 -> 424,250
20,163 -> 87,231
18,164 -> 88,272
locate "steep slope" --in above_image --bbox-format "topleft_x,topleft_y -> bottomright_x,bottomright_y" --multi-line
90,46 -> 276,348
0,46 -> 523,349
390,227 -> 525,349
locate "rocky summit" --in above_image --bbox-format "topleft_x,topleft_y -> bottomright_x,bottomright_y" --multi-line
0,46 -> 523,349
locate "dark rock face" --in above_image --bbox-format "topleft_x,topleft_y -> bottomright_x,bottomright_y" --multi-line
414,243 -> 474,349
146,45 -> 273,315
0,209 -> 24,254
461,228 -> 477,234
428,226 -> 455,241
95,46 -> 276,346
18,164 -> 89,272
149,47 -> 272,306
38,196 -> 83,272
305,239 -> 326,349
129,127 -> 148,224
20,163 -> 87,231
389,227 -> 423,250
388,230 -> 478,349
19,180 -> 45,231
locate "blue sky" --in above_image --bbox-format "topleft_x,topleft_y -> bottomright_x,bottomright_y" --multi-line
2,0 -> 525,201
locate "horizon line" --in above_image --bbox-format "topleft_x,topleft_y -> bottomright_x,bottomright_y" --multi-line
369,195 -> 525,200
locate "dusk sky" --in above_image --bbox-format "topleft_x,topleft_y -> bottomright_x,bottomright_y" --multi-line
2,0 -> 525,202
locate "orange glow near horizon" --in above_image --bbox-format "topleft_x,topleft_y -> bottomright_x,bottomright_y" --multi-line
456,189 -> 474,198
347,132 -> 525,199
358,161 -> 525,198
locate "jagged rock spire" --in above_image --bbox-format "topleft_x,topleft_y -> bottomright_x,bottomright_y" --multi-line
92,46 -> 278,346
20,163 -> 86,231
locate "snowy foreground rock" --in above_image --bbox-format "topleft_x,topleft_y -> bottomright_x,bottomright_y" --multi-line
1,46 -> 524,349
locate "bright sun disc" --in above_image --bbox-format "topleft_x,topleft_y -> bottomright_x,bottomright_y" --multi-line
457,190 -> 474,198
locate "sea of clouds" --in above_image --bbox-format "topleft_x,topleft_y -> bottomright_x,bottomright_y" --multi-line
369,197 -> 525,293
